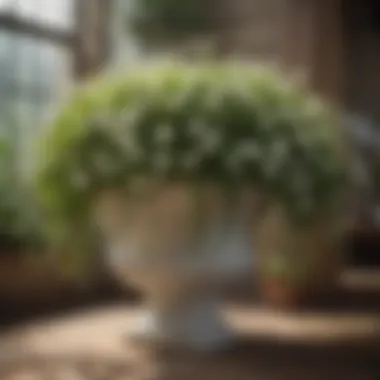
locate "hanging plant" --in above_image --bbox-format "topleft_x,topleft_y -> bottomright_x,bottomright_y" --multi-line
128,0 -> 217,46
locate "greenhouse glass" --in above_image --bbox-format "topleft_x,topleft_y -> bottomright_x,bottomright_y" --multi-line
0,0 -> 74,168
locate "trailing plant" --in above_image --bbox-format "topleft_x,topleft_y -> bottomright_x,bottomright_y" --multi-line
35,63 -> 348,258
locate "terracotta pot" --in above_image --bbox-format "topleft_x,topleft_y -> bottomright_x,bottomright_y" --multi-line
261,279 -> 305,309
256,207 -> 345,305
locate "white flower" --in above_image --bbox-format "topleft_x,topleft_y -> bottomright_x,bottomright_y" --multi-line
70,169 -> 89,191
297,133 -> 313,148
226,142 -> 261,174
298,195 -> 313,215
237,142 -> 261,160
189,119 -> 222,155
119,105 -> 145,128
305,97 -> 325,119
182,151 -> 202,171
171,87 -> 194,110
200,128 -> 222,155
154,150 -> 171,173
189,118 -> 208,139
154,124 -> 173,146
292,171 -> 311,196
92,113 -> 113,130
93,152 -> 116,176
226,154 -> 244,174
265,141 -> 288,177
271,140 -> 288,159
115,126 -> 144,162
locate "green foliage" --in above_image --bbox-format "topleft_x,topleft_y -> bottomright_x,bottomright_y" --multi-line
0,133 -> 44,253
36,63 -> 348,256
128,0 -> 214,45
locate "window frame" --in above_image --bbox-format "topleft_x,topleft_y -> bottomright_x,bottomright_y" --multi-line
0,0 -> 113,78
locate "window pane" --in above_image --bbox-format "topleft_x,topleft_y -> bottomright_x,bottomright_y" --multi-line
0,0 -> 74,30
0,31 -> 16,82
0,98 -> 15,139
18,34 -> 72,92
0,31 -> 72,98
0,29 -> 73,172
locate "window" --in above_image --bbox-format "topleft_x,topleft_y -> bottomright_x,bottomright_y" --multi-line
0,0 -> 74,134
0,0 -> 112,170
0,0 -> 74,30
0,32 -> 72,101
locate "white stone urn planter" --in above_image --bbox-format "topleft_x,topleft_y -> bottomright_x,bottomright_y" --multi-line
36,63 -> 348,352
95,183 -> 257,351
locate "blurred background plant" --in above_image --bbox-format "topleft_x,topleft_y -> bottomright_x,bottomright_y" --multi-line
262,251 -> 310,285
127,0 -> 217,49
260,249 -> 312,308
0,115 -> 44,255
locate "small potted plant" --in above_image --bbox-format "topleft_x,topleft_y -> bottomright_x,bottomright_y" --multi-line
36,63 -> 347,351
260,250 -> 311,309
256,202 -> 347,308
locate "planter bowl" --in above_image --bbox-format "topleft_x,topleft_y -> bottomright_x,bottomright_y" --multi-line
96,184 -> 256,351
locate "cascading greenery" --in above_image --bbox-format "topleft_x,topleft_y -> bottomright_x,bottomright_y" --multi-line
36,63 -> 348,256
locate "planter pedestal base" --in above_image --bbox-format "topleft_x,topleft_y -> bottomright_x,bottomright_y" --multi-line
101,186 -> 256,352
130,299 -> 234,352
